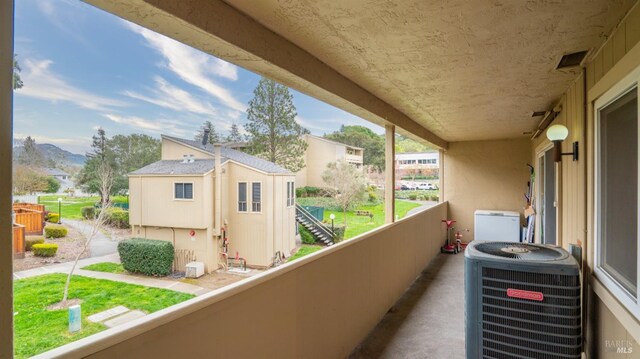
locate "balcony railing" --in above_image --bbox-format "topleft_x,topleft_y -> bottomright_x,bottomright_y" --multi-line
35,202 -> 448,358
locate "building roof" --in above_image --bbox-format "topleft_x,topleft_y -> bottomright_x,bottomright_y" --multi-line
130,159 -> 216,176
43,168 -> 69,176
161,135 -> 292,174
304,134 -> 364,151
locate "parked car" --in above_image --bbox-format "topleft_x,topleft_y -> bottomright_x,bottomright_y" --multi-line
417,183 -> 438,190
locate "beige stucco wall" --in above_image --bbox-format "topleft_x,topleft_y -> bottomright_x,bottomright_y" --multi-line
39,203 -> 447,359
224,162 -> 296,267
297,135 -> 363,188
443,139 -> 531,241
161,137 -> 213,160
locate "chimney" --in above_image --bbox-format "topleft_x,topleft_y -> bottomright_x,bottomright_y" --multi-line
202,128 -> 210,147
213,144 -> 222,236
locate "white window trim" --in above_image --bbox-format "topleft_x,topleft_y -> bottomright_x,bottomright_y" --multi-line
237,181 -> 248,213
594,63 -> 640,320
251,181 -> 262,213
173,181 -> 195,201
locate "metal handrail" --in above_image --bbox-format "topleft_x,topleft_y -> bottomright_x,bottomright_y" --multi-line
295,204 -> 335,240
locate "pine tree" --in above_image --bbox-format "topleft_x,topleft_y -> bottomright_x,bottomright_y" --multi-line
13,54 -> 23,90
195,121 -> 221,144
245,78 -> 308,172
226,123 -> 244,143
17,136 -> 44,167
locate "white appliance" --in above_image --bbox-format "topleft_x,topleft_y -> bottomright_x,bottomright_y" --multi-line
185,262 -> 205,278
474,210 -> 520,242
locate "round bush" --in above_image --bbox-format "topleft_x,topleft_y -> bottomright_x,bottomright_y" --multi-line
298,225 -> 316,244
47,212 -> 60,223
32,243 -> 58,257
105,208 -> 130,229
81,206 -> 96,219
25,236 -> 45,251
44,224 -> 68,238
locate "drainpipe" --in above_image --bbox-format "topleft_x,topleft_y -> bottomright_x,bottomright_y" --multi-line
213,144 -> 222,236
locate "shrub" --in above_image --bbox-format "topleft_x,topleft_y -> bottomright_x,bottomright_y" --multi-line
431,195 -> 439,202
44,224 -> 67,238
46,212 -> 60,223
295,187 -> 307,198
25,236 -> 45,251
118,238 -> 174,276
81,206 -> 96,219
105,208 -> 130,229
409,193 -> 418,200
332,225 -> 346,242
32,243 -> 58,257
298,225 -> 316,244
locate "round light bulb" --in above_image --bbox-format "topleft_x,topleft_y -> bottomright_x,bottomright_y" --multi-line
57,198 -> 62,202
330,214 -> 335,220
546,124 -> 569,142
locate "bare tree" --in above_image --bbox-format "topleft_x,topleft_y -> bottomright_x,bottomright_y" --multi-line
322,160 -> 367,226
61,162 -> 113,305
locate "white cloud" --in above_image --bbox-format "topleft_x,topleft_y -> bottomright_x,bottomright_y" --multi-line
125,22 -> 245,112
124,76 -> 218,115
17,59 -> 127,111
102,114 -> 194,137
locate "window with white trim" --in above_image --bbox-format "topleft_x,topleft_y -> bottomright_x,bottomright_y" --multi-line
595,66 -> 640,319
174,183 -> 193,199
238,182 -> 247,212
252,182 -> 261,212
287,181 -> 295,207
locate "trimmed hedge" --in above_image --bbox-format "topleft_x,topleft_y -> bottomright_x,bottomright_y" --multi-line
47,212 -> 60,223
81,206 -> 96,219
105,208 -> 130,229
44,224 -> 67,238
118,238 -> 174,276
32,243 -> 58,257
333,225 -> 346,242
25,236 -> 45,251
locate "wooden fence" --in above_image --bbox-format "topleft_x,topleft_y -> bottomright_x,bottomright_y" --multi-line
13,224 -> 25,259
13,203 -> 45,235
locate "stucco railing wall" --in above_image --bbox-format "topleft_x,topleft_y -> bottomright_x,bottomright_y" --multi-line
38,202 -> 448,359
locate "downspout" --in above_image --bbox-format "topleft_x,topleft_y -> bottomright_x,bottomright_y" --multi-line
213,144 -> 222,236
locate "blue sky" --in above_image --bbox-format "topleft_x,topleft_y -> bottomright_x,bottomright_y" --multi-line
13,0 -> 382,154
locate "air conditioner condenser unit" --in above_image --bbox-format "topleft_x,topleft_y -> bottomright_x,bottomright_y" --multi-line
465,241 -> 581,359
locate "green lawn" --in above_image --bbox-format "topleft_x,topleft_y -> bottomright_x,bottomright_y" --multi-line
14,273 -> 194,358
288,245 -> 324,262
38,195 -> 128,219
297,199 -> 422,239
82,262 -> 125,274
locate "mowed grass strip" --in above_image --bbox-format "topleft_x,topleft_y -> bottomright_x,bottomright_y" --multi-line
39,195 -> 128,219
81,262 -> 125,274
14,273 -> 194,358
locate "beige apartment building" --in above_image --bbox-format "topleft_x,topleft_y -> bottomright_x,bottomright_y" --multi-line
128,135 -> 297,271
296,134 -> 363,187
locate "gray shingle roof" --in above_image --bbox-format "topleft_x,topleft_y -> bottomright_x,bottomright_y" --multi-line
130,159 -> 216,175
162,135 -> 291,174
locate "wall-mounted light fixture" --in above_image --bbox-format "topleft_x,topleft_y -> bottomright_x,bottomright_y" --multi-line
546,124 -> 578,162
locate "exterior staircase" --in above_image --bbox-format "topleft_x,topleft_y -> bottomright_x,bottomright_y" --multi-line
295,204 -> 335,246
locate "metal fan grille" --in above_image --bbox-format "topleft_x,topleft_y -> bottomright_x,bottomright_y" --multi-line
474,242 -> 566,261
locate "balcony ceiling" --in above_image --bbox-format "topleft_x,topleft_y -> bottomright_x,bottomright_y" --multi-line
222,0 -> 634,142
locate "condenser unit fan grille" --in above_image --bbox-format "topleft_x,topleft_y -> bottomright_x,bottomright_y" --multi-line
474,242 -> 567,260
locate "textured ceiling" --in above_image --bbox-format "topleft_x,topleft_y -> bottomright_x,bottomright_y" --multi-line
223,0 -> 634,142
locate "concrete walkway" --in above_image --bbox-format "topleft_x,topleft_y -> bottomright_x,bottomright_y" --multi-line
350,253 -> 465,359
13,253 -> 210,296
405,200 -> 439,216
63,219 -> 118,257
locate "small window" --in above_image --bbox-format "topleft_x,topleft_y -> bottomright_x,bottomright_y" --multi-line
238,182 -> 247,212
174,183 -> 193,199
252,182 -> 261,212
287,181 -> 295,207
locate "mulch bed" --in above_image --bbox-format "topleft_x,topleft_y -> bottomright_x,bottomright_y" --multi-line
13,224 -> 89,272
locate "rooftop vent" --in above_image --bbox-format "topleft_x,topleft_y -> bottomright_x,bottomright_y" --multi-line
182,154 -> 195,163
556,50 -> 588,69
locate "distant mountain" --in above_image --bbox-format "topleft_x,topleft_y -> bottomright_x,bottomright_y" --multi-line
13,142 -> 86,167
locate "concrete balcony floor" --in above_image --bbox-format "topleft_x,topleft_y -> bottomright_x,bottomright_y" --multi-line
350,253 -> 465,359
